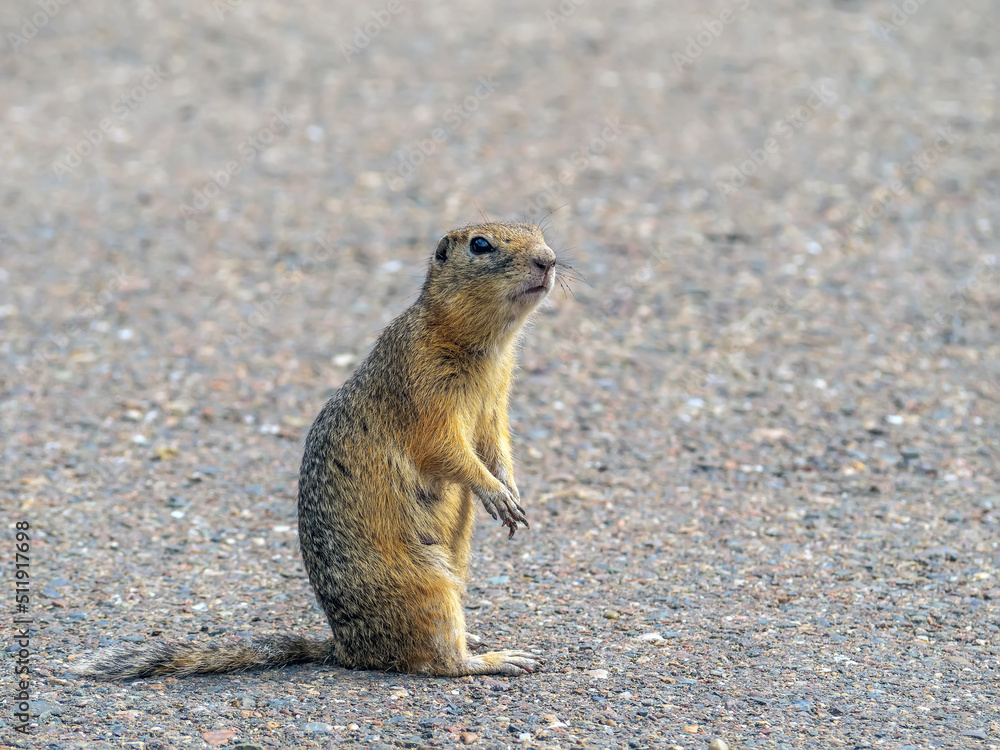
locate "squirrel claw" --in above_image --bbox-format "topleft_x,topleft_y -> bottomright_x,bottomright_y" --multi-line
478,487 -> 528,537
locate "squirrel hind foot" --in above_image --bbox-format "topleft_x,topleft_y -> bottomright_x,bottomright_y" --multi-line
456,649 -> 539,676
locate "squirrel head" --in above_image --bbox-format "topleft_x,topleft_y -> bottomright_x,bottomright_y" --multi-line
422,221 -> 557,345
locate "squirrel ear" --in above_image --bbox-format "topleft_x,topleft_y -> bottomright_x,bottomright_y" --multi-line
434,237 -> 450,263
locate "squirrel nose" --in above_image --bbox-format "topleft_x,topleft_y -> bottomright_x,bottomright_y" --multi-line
532,251 -> 556,272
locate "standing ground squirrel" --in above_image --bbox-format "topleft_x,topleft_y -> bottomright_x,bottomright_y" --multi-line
74,221 -> 557,679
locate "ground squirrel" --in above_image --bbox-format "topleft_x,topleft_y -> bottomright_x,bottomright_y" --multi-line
74,221 -> 557,679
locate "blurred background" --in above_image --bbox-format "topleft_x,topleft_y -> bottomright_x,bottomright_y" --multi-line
1,1 -> 998,746
2,0 -> 996,490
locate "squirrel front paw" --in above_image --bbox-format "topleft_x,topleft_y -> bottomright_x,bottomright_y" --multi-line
476,486 -> 529,539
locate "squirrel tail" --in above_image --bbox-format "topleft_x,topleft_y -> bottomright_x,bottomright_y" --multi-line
72,635 -> 332,680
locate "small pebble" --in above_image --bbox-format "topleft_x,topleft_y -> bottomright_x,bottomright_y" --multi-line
302,722 -> 334,733
960,730 -> 989,741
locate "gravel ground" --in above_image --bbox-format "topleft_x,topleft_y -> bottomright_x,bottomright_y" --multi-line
2,0 -> 999,748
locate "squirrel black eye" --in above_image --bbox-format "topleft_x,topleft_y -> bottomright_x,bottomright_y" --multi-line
470,237 -> 494,254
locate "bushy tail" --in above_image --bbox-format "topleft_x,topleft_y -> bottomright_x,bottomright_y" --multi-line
72,635 -> 332,680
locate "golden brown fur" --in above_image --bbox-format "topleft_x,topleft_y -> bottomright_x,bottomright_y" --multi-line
73,221 -> 556,679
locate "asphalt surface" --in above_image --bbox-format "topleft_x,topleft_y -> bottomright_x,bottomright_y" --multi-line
1,0 -> 998,748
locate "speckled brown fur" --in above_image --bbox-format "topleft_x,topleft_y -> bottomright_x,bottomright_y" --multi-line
73,221 -> 556,680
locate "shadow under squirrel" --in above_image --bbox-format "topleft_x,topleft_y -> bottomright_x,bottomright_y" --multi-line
74,221 -> 557,679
